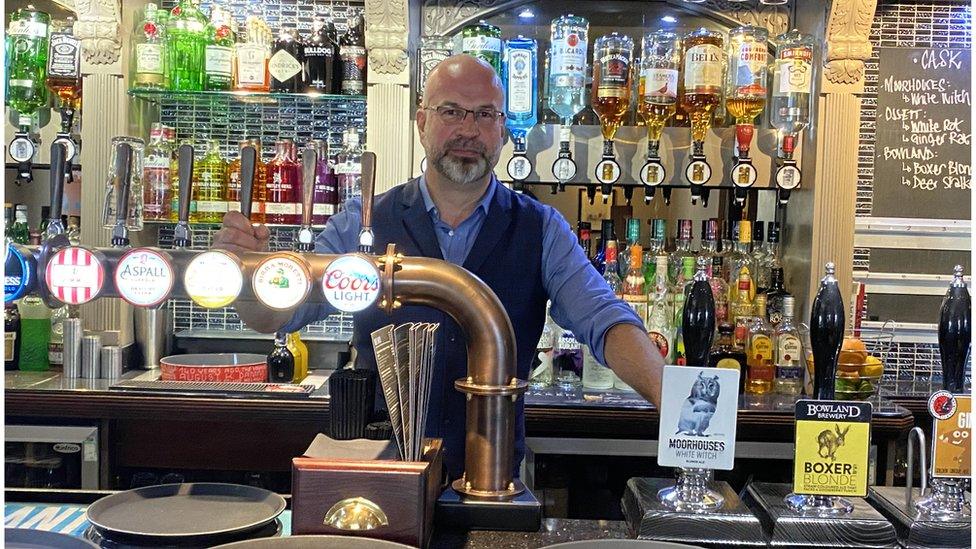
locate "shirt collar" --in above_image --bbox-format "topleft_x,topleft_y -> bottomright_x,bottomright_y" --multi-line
418,174 -> 497,220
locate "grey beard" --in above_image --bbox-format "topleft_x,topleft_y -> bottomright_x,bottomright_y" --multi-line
435,153 -> 492,186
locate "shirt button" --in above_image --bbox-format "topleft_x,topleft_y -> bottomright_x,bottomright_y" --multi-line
448,230 -> 454,237
450,336 -> 456,343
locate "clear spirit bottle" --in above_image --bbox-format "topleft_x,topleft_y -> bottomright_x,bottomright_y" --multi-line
335,129 -> 363,208
668,219 -> 694,284
142,123 -> 173,221
602,240 -> 623,298
339,15 -> 367,94
203,6 -> 234,91
461,20 -> 502,74
581,344 -> 614,390
547,14 -> 589,124
503,36 -> 538,144
771,30 -> 815,159
647,256 -> 674,363
166,0 -> 208,91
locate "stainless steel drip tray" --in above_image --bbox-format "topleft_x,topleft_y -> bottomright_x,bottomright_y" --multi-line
868,486 -> 970,549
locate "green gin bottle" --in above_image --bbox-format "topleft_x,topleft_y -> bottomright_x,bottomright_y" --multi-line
166,0 -> 207,91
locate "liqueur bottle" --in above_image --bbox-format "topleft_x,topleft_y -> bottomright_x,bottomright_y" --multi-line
682,257 -> 716,367
647,255 -> 674,362
745,295 -> 774,394
227,139 -> 268,223
938,265 -> 971,394
287,332 -> 308,383
268,333 -> 295,383
709,323 -> 747,393
751,221 -> 768,291
311,139 -> 338,224
602,241 -> 623,298
546,14 -> 588,188
699,219 -> 720,276
637,30 -> 680,197
771,30 -> 815,202
577,222 -> 592,259
266,139 -> 301,224
591,33 -> 634,202
809,262 -> 845,400
710,256 -> 729,327
46,16 -> 82,109
623,244 -> 647,323
234,14 -> 272,92
17,296 -> 50,371
339,14 -> 366,94
143,123 -> 174,221
191,140 -> 228,223
725,25 -> 768,201
729,266 -> 756,347
461,20 -> 502,74
618,218 -> 640,277
591,219 -> 615,275
642,218 -> 666,286
203,6 -> 235,90
166,0 -> 208,91
679,28 -> 723,203
727,220 -> 757,302
668,219 -> 694,284
270,28 -> 305,92
304,16 -> 338,93
335,129 -> 363,207
773,296 -> 803,395
503,36 -> 538,182
765,267 -> 791,327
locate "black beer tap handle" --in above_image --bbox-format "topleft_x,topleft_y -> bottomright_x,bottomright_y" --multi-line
810,262 -> 845,400
173,144 -> 194,248
682,256 -> 716,367
48,142 -> 67,235
938,265 -> 971,393
239,145 -> 257,221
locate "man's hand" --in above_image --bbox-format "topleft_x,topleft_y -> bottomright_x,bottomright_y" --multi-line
213,212 -> 270,255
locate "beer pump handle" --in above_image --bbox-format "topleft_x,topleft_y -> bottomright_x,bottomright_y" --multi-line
111,142 -> 133,247
682,256 -> 716,367
938,265 -> 971,393
239,145 -> 257,220
173,144 -> 194,248
48,142 -> 67,235
358,151 -> 376,254
297,147 -> 317,252
809,262 -> 845,400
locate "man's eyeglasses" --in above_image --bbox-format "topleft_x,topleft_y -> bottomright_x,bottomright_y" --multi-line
423,105 -> 505,126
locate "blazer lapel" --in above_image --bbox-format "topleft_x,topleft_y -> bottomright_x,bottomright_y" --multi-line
399,179 -> 444,260
463,183 -> 513,274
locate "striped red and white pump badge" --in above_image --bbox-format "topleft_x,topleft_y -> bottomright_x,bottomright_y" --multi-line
45,247 -> 106,305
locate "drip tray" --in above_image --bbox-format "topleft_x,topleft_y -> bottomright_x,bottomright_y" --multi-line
110,380 -> 316,398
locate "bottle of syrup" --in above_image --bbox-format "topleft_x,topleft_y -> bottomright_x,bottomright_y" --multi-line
268,333 -> 295,383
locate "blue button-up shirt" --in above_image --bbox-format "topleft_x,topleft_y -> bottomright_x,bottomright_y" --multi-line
282,175 -> 643,365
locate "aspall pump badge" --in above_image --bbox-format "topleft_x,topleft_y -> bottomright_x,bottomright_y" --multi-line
792,400 -> 873,498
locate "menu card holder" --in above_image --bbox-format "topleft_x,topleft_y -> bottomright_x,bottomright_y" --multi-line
291,437 -> 443,549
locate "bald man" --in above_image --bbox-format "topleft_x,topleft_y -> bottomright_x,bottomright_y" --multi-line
214,55 -> 665,480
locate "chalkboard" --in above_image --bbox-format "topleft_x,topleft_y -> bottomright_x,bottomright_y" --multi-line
873,47 -> 972,220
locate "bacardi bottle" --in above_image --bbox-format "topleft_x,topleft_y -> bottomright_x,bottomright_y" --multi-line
461,20 -> 502,74
234,14 -> 272,92
680,28 -> 723,202
192,140 -> 228,223
204,6 -> 235,91
339,15 -> 366,94
503,36 -> 538,182
304,16 -> 338,93
166,0 -> 208,91
726,26 -> 768,202
266,139 -> 301,224
591,33 -> 634,200
771,30 -> 815,202
638,30 -> 680,195
547,14 -> 588,187
270,28 -> 305,93
132,4 -> 166,89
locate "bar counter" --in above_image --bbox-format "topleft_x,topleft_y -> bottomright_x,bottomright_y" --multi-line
6,369 -> 916,488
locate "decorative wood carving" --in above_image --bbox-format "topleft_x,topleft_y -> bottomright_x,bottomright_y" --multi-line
824,0 -> 878,85
702,1 -> 789,36
73,0 -> 122,64
365,0 -> 410,75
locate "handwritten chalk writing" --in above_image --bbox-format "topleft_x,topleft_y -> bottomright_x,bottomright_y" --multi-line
882,76 -> 948,93
883,147 -> 936,161
920,49 -> 963,71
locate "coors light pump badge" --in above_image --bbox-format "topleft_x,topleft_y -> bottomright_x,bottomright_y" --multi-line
792,399 -> 873,499
322,254 -> 380,313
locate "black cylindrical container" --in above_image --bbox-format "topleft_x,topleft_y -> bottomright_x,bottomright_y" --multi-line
328,368 -> 377,440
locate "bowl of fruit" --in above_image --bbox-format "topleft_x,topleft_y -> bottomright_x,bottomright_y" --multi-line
833,337 -> 884,400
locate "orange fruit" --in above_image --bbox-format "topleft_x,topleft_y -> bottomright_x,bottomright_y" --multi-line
838,337 -> 868,366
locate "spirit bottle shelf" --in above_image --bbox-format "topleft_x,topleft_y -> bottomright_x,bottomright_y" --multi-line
128,88 -> 366,106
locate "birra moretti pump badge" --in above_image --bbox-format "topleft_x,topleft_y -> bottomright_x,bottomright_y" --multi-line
793,400 -> 872,497
657,365 -> 740,470
322,254 -> 380,313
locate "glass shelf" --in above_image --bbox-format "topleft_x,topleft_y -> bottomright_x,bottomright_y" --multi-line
128,88 -> 366,105
144,219 -> 329,229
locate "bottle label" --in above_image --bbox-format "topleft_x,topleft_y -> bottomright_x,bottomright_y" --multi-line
462,35 -> 501,54
205,45 -> 233,77
47,33 -> 81,78
775,363 -> 803,380
551,32 -> 587,83
733,41 -> 768,94
5,333 -> 15,361
749,334 -> 773,364
506,49 -> 533,115
775,47 -> 813,96
8,19 -> 48,38
776,333 -> 802,365
683,44 -> 723,91
136,43 -> 164,75
334,161 -> 361,175
750,361 -> 775,382
648,331 -> 670,359
596,52 -> 629,98
264,202 -> 299,215
340,45 -> 367,93
236,45 -> 267,85
641,67 -> 678,103
196,200 -> 228,213
143,153 -> 170,170
269,49 -> 302,83
716,357 -> 742,371
312,203 -> 336,216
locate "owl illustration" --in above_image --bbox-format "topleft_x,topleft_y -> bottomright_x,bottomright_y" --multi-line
676,372 -> 720,437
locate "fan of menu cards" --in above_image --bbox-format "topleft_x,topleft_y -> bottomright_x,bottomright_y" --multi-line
370,323 -> 439,461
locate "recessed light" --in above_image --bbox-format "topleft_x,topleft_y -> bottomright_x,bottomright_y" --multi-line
518,8 -> 534,19
661,15 -> 678,24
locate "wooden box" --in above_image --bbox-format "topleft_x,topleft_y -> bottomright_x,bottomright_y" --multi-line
291,439 -> 443,548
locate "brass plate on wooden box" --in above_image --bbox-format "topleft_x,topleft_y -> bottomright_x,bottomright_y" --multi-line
292,439 -> 443,549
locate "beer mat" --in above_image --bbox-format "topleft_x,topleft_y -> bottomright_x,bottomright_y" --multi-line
371,325 -> 404,459
303,433 -> 398,461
